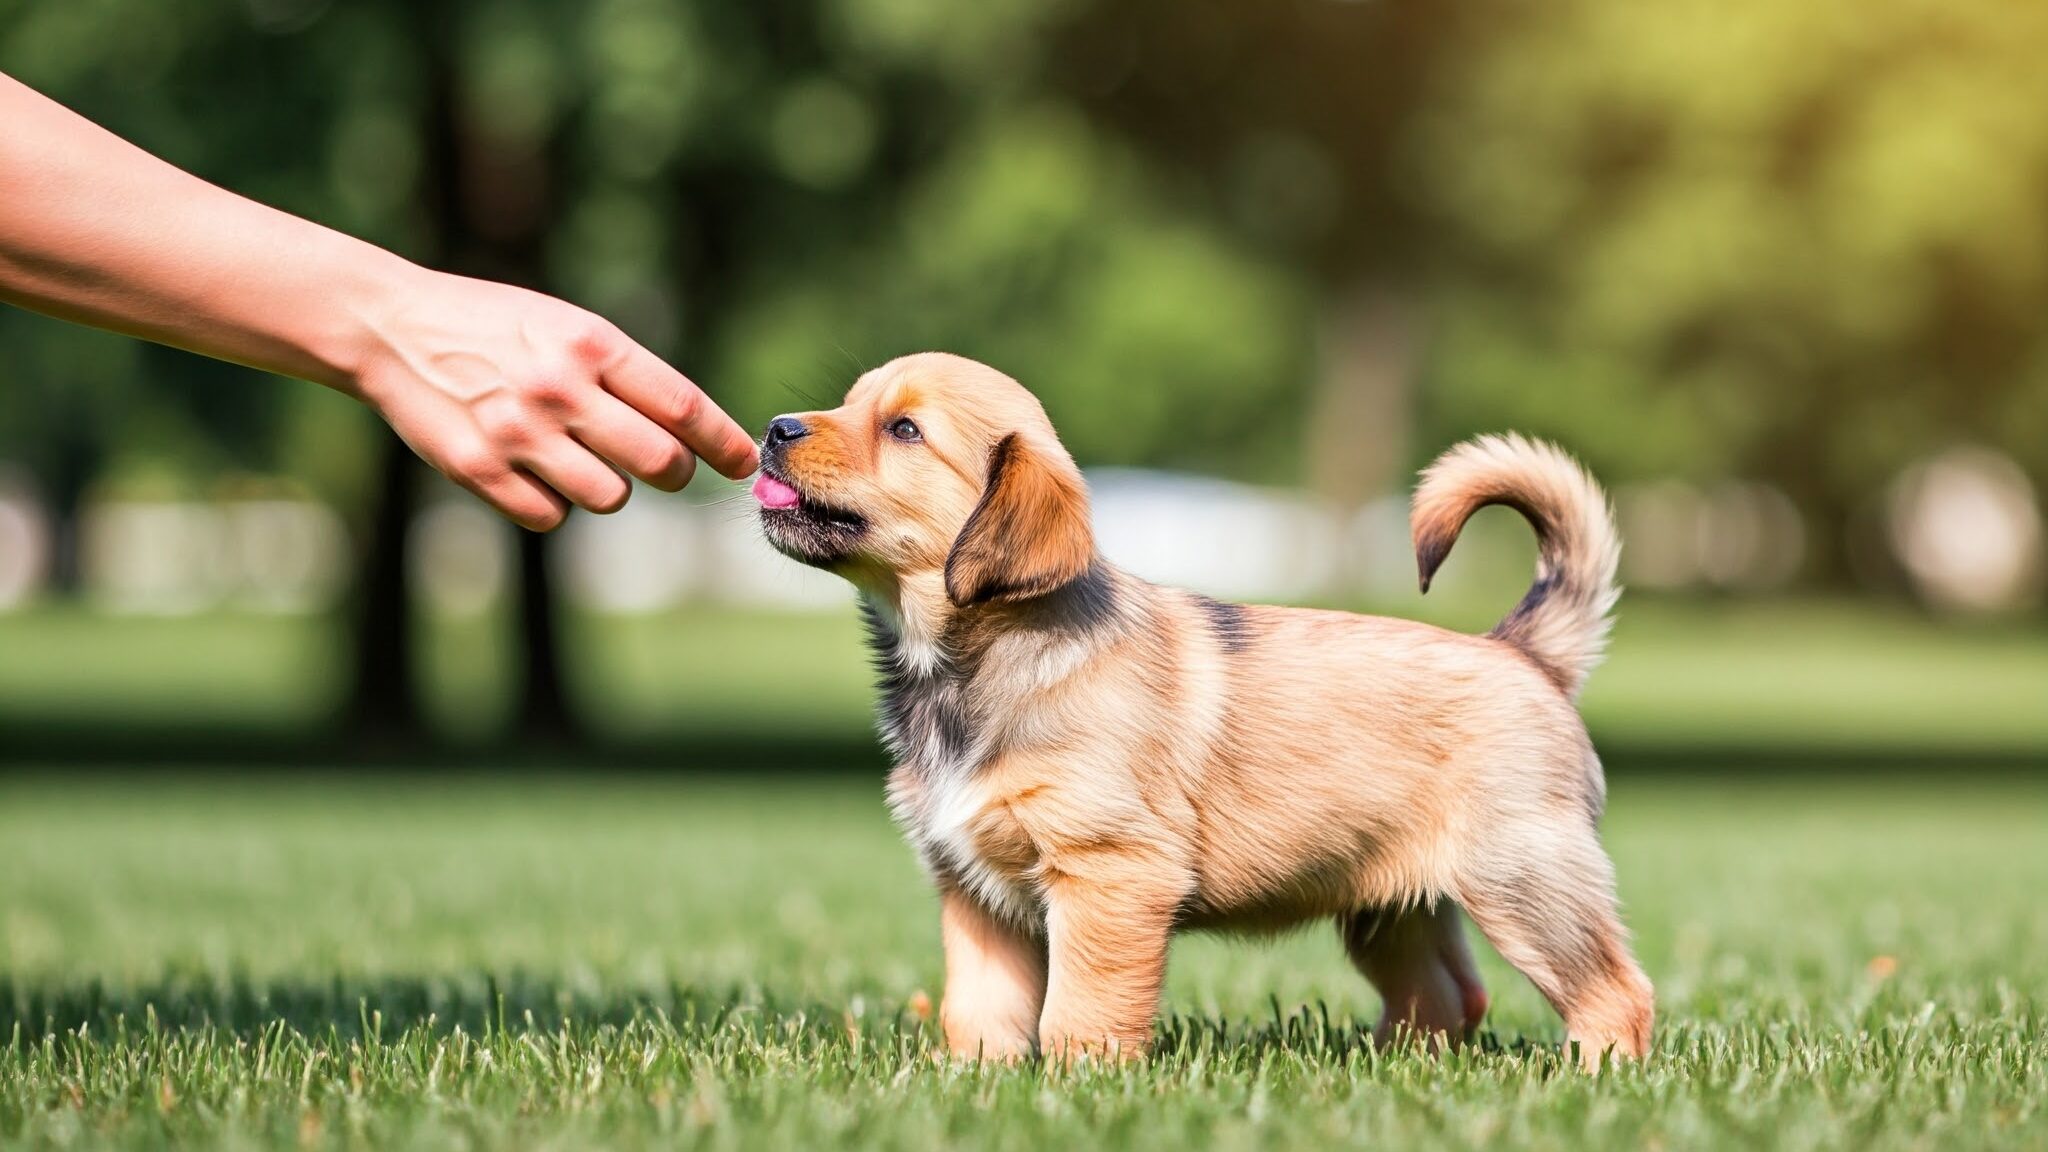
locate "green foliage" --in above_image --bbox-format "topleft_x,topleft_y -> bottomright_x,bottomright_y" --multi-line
0,0 -> 413,496
1408,0 -> 2048,499
713,106 -> 1312,476
1,775 -> 2045,1149
4,0 -> 2045,553
0,0 -> 1312,494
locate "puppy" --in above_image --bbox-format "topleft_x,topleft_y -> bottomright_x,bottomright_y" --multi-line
753,352 -> 1653,1067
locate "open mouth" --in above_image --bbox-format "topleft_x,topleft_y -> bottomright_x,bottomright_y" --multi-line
753,466 -> 867,564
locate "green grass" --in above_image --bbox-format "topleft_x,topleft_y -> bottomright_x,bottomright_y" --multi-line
2,774 -> 2044,1150
5,597 -> 2047,753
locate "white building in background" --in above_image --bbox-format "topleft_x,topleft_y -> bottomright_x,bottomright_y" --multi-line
693,504 -> 853,609
225,501 -> 352,613
1085,469 -> 1344,602
80,498 -> 348,615
545,471 -> 1352,612
59,455 -> 2036,619
547,481 -> 850,613
409,498 -> 513,618
556,493 -> 699,614
80,502 -> 226,615
0,470 -> 49,610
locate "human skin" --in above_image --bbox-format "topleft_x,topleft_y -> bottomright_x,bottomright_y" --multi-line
0,72 -> 757,529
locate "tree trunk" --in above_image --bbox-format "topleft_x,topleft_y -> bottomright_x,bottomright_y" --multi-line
41,423 -> 94,597
419,0 -> 578,748
1306,285 -> 1420,510
344,0 -> 579,749
346,433 -> 427,748
512,527 -> 576,744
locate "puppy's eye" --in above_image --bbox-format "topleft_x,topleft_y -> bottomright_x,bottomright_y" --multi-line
887,417 -> 922,443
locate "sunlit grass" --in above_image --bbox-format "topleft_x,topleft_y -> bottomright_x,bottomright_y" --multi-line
2,774 -> 2044,1150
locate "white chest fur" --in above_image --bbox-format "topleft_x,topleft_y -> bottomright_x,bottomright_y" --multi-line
864,592 -> 1066,932
893,769 -> 1043,930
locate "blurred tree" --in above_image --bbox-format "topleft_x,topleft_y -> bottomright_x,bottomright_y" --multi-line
1048,0 -> 1464,504
33,0 -> 2039,741
695,0 -> 1317,483
1058,0 -> 2048,586
0,0 -> 1315,747
364,0 -> 578,749
1402,0 -> 2048,582
0,0 -> 385,589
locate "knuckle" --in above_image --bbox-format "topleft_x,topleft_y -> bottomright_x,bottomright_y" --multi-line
474,395 -> 537,449
646,440 -> 690,482
444,442 -> 500,488
565,319 -> 622,368
661,383 -> 703,429
518,372 -> 578,416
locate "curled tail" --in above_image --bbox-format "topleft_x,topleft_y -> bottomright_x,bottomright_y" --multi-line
1412,434 -> 1620,698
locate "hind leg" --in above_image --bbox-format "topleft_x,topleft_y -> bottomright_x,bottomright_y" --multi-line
1341,901 -> 1489,1050
1456,825 -> 1654,1069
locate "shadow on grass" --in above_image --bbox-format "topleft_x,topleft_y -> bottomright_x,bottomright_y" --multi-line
0,973 -> 1553,1066
0,972 -> 860,1044
4,717 -> 2043,777
0,724 -> 894,774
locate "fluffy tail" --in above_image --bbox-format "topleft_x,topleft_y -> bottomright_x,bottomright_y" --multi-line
1411,434 -> 1620,698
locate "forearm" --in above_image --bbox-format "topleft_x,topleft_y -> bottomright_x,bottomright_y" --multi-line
0,71 -> 758,530
0,71 -> 404,391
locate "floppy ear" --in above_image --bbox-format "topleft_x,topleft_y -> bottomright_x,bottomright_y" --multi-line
944,433 -> 1095,607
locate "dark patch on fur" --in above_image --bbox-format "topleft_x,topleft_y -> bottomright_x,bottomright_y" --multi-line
1414,532 -> 1453,595
862,568 -> 1126,785
860,602 -> 973,772
1196,595 -> 1252,654
1490,570 -> 1557,643
1036,563 -> 1122,637
943,563 -> 1122,659
1492,571 -> 1583,696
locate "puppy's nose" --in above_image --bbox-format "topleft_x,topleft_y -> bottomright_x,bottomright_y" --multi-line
764,416 -> 810,447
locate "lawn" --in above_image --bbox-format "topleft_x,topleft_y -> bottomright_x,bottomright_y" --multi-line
6,597 -> 2048,756
2,773 -> 2044,1150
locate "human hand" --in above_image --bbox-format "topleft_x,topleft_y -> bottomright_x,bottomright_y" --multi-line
349,269 -> 758,531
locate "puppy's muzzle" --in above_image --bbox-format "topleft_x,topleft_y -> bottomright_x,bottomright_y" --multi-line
762,415 -> 809,467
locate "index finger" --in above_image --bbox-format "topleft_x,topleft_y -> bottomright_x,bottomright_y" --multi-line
603,346 -> 759,479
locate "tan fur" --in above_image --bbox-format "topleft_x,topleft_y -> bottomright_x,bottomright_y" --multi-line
946,433 -> 1095,607
756,352 -> 1654,1069
1412,433 -> 1621,698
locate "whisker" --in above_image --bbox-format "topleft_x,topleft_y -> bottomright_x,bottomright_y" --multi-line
778,378 -> 833,409
830,343 -> 869,377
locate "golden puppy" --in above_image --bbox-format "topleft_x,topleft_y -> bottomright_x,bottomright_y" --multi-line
753,352 -> 1653,1068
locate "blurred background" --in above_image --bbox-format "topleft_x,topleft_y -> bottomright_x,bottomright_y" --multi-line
2,0 -> 2044,769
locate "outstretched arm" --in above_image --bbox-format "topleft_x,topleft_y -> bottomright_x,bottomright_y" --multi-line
0,72 -> 756,530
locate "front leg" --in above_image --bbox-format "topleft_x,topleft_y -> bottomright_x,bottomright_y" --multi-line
939,887 -> 1046,1061
1036,868 -> 1180,1061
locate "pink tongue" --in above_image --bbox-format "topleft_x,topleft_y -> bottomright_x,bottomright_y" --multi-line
752,473 -> 801,510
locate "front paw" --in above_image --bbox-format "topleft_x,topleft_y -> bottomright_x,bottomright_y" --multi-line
1037,1021 -> 1150,1064
941,1004 -> 1037,1063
